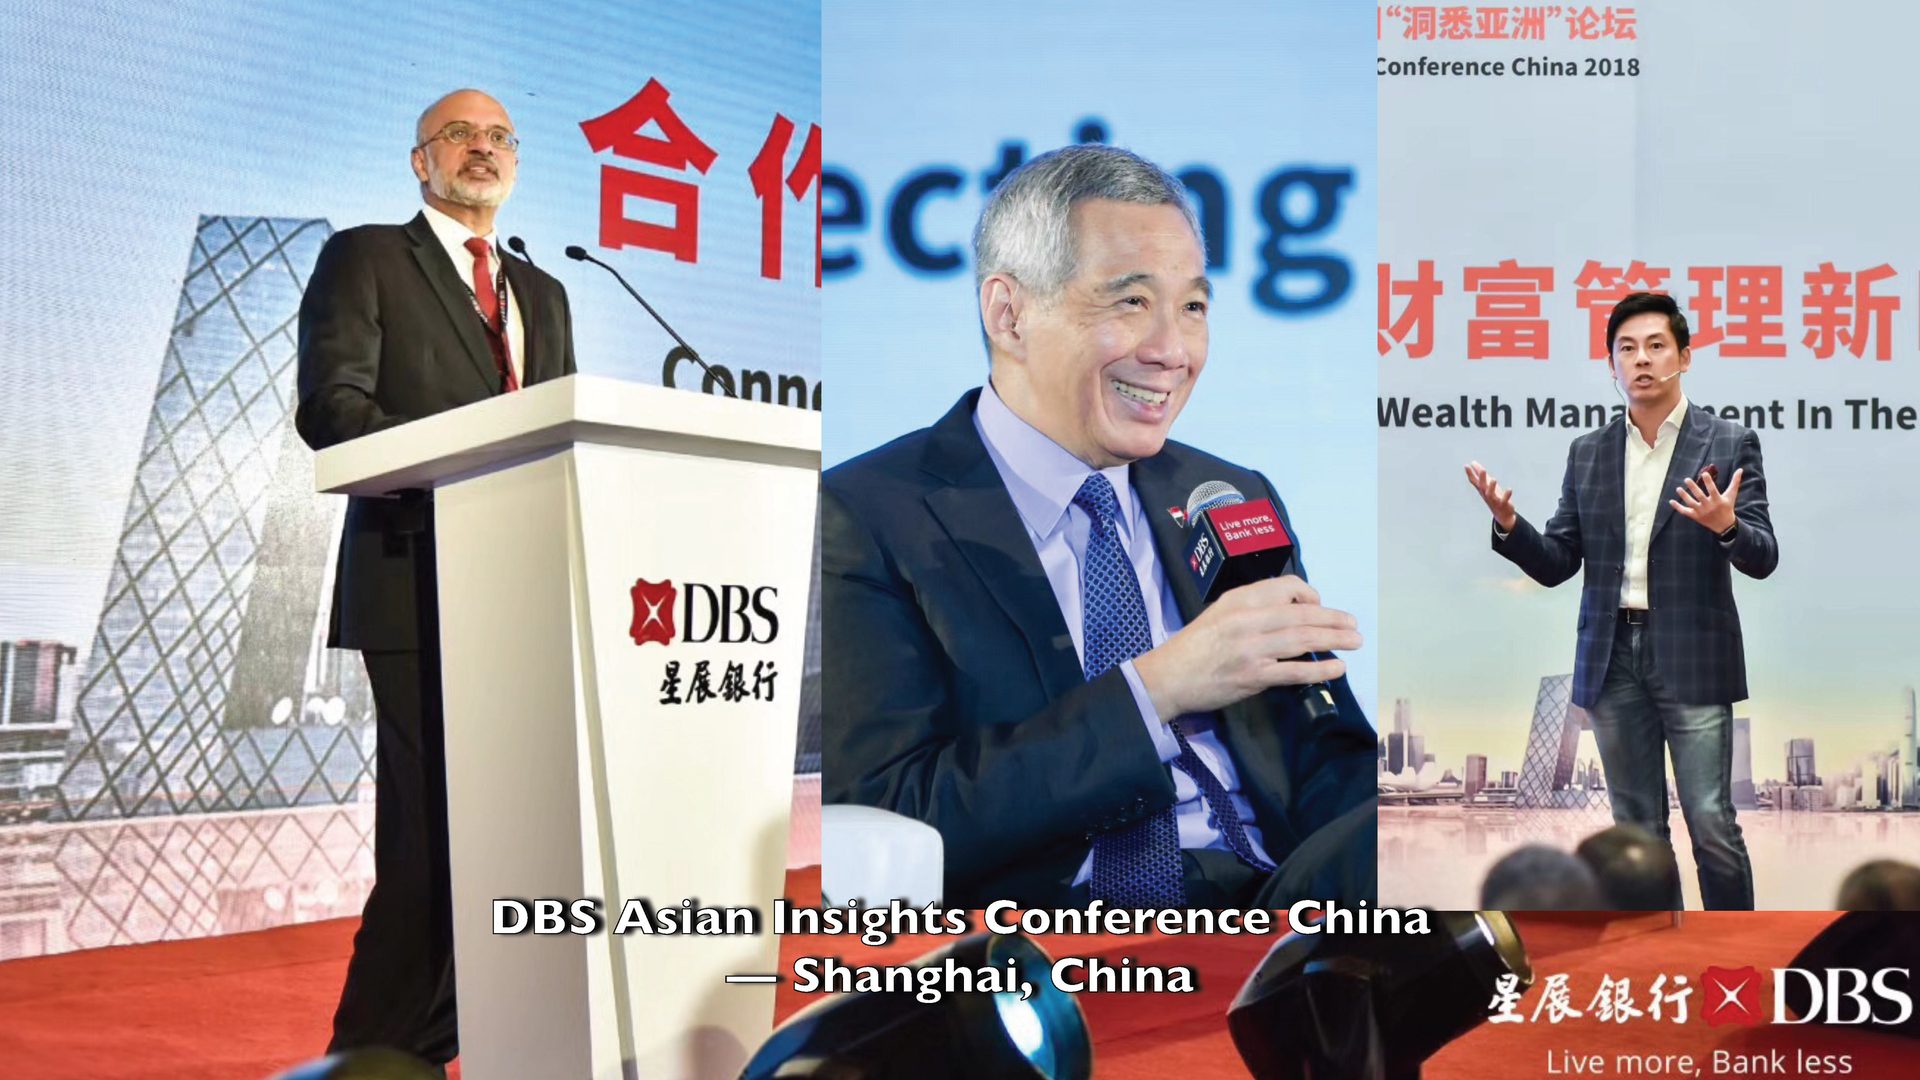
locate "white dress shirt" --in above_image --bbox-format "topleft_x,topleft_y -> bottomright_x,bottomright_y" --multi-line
1620,394 -> 1689,609
421,203 -> 525,386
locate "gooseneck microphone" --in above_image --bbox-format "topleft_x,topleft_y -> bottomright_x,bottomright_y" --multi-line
1181,481 -> 1341,722
506,235 -> 534,266
564,245 -> 736,397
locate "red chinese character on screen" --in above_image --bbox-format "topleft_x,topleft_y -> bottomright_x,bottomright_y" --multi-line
1379,261 -> 1445,358
1687,266 -> 1785,358
1439,6 -> 1473,39
1574,260 -> 1671,359
1513,6 -> 1552,40
748,114 -> 823,286
579,79 -> 719,262
1605,6 -> 1638,39
1802,262 -> 1898,360
1565,6 -> 1604,40
1474,6 -> 1512,39
1403,5 -> 1439,40
1464,260 -> 1554,359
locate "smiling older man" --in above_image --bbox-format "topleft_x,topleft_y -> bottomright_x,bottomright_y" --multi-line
822,144 -> 1377,909
295,88 -> 576,1067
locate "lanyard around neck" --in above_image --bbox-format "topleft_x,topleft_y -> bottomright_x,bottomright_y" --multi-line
462,243 -> 510,339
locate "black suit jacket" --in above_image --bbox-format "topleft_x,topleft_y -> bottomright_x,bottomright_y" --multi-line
822,390 -> 1378,907
1494,404 -> 1778,707
295,212 -> 577,650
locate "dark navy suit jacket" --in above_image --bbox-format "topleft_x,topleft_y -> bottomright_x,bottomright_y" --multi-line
822,390 -> 1377,906
1494,403 -> 1778,707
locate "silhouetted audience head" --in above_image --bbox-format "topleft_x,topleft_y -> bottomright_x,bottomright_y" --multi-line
1480,844 -> 1605,910
1836,859 -> 1920,911
1575,824 -> 1681,910
270,1047 -> 442,1080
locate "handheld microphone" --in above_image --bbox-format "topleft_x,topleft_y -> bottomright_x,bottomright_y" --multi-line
1184,482 -> 1296,602
506,235 -> 534,267
1181,481 -> 1341,722
564,245 -> 736,397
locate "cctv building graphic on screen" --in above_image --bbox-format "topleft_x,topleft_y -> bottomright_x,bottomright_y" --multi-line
52,215 -> 377,823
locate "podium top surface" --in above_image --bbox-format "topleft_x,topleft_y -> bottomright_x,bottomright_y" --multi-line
315,375 -> 820,497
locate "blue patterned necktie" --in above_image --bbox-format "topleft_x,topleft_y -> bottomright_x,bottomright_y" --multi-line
1076,473 -> 1275,909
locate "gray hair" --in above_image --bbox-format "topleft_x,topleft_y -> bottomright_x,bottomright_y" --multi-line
973,144 -> 1201,298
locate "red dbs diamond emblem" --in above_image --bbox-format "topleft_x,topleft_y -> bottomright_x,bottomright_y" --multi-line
1701,965 -> 1764,1027
629,578 -> 677,646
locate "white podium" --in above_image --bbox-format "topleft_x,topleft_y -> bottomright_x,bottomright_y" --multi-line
316,375 -> 820,1080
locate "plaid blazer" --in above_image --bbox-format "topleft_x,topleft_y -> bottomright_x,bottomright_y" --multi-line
1494,404 -> 1778,707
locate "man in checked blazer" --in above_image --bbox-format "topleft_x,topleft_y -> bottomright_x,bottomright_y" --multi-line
1467,291 -> 1777,910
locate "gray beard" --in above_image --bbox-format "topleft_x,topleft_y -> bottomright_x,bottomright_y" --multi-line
429,167 -> 512,209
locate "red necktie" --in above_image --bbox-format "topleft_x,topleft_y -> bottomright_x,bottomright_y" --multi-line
464,236 -> 518,392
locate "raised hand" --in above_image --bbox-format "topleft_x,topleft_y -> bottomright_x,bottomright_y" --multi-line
1671,466 -> 1743,535
1464,461 -> 1518,532
1132,576 -> 1361,719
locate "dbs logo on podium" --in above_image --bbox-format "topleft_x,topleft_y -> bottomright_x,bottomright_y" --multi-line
629,577 -> 782,647
629,574 -> 785,707
630,578 -> 678,646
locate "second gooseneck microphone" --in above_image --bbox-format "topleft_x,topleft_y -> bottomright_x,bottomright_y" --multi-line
563,245 -> 736,397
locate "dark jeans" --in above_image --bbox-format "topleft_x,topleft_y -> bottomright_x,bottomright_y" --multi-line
1587,619 -> 1755,910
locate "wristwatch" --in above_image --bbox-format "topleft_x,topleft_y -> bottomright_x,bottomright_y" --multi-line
1716,521 -> 1739,543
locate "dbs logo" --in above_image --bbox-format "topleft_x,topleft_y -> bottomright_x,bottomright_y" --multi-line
630,579 -> 677,646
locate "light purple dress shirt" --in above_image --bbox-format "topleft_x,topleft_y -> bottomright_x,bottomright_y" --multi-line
973,381 -> 1274,885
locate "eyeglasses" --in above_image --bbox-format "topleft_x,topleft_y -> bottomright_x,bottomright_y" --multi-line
418,122 -> 520,152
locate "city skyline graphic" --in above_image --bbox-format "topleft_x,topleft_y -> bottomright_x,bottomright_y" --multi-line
1382,674 -> 1920,814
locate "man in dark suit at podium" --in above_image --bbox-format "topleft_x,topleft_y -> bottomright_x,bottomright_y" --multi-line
295,88 -> 576,1066
822,145 -> 1377,909
1466,292 -> 1777,910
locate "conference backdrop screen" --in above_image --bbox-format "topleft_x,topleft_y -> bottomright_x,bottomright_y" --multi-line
0,0 -> 819,959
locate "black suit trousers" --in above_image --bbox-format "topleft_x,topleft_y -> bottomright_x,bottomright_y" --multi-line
329,551 -> 457,1064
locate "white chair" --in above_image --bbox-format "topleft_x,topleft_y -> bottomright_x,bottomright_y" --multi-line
820,804 -> 944,906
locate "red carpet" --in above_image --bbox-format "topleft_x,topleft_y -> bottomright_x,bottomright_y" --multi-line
2,894 -> 1914,1079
